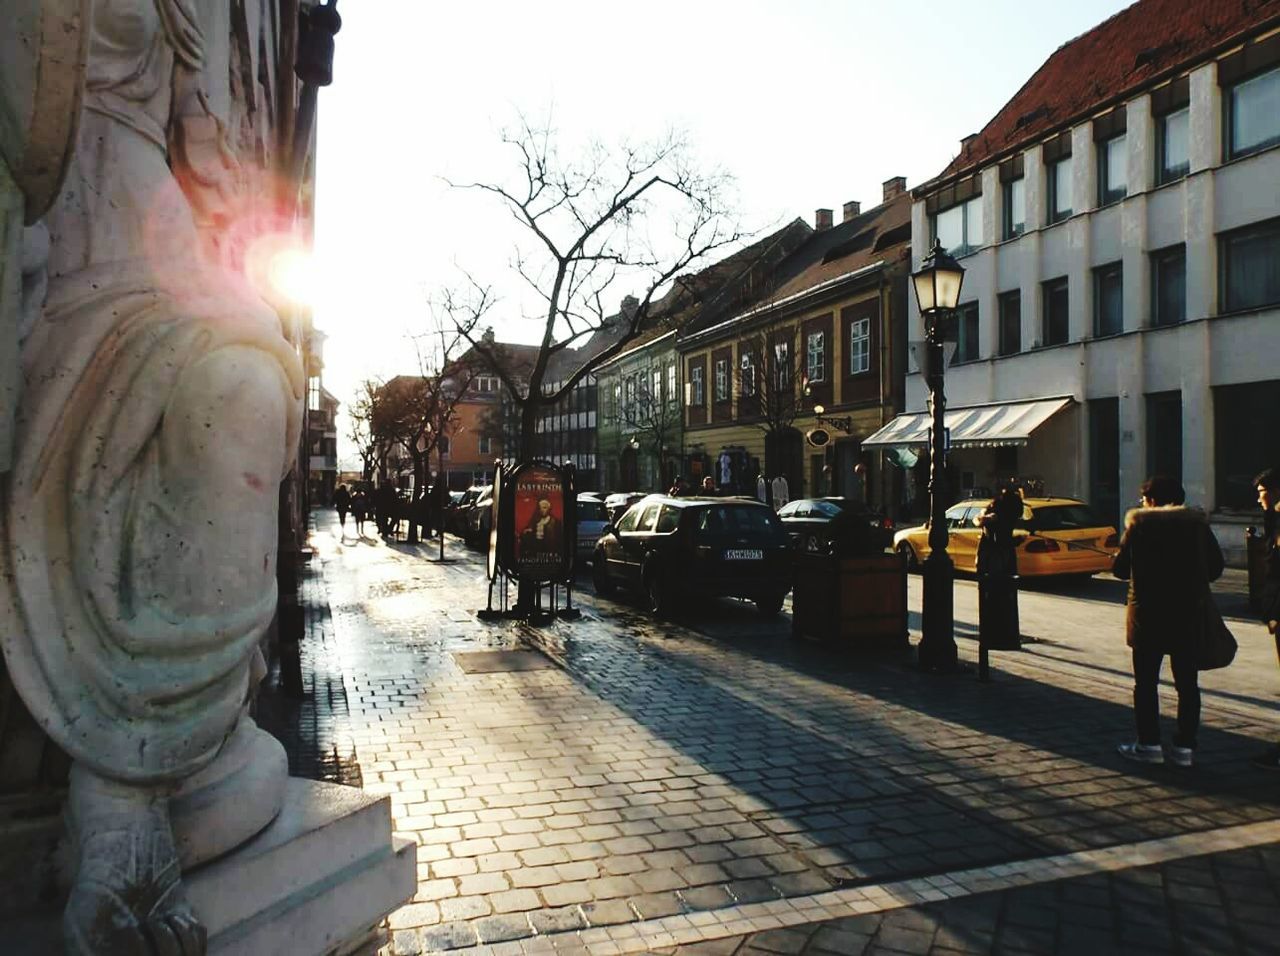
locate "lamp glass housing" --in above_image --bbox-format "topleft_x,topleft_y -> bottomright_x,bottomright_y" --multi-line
912,240 -> 965,315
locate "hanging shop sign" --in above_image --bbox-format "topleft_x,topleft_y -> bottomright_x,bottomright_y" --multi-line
806,427 -> 831,448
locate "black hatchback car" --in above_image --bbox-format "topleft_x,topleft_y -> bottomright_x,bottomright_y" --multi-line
776,497 -> 894,554
591,496 -> 793,617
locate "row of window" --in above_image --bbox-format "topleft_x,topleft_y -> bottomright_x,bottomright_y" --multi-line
687,321 -> 874,407
951,218 -> 1279,362
936,64 -> 1280,254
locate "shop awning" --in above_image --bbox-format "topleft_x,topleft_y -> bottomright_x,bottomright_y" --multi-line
862,397 -> 1074,450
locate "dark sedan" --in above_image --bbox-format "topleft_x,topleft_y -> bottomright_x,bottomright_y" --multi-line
776,498 -> 894,554
592,496 -> 793,617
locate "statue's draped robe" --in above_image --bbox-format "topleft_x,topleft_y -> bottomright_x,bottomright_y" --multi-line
0,0 -> 303,785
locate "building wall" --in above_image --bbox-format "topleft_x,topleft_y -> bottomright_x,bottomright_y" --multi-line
908,57 -> 1280,560
680,281 -> 903,510
596,338 -> 681,493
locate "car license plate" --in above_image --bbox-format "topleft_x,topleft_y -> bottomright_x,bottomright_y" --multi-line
724,549 -> 763,560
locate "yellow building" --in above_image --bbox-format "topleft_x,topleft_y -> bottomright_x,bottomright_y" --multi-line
676,183 -> 915,516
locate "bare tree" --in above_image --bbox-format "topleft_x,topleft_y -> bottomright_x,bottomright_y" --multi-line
438,116 -> 744,461
370,325 -> 481,543
736,324 -> 809,477
347,379 -> 381,481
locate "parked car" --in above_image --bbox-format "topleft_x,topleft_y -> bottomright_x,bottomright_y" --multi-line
603,491 -> 648,525
575,493 -> 610,565
893,496 -> 1119,577
446,485 -> 486,536
776,497 -> 894,553
466,485 -> 495,546
592,496 -> 793,617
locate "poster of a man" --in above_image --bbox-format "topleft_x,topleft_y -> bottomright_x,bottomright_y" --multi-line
512,465 -> 569,580
522,498 -> 562,556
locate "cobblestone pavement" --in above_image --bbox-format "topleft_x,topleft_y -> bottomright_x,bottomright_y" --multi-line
298,511 -> 1279,954
254,554 -> 363,787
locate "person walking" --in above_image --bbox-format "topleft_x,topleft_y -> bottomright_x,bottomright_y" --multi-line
333,483 -> 351,534
976,483 -> 1024,663
352,488 -> 369,536
1251,467 -> 1280,769
1113,475 -> 1224,767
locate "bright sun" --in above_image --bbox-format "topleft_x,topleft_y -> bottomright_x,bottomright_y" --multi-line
267,247 -> 318,306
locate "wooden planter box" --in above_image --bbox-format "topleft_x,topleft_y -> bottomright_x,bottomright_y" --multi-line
791,551 -> 909,650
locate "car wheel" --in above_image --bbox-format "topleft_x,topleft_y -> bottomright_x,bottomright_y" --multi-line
592,551 -> 615,596
645,567 -> 676,618
755,590 -> 786,616
897,542 -> 920,572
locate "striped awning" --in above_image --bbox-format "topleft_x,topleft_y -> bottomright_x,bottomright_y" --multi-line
862,397 -> 1074,450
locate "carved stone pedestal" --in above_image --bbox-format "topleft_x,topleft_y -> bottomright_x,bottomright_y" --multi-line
3,780 -> 416,955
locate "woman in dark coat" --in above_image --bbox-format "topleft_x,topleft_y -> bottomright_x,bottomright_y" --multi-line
352,488 -> 369,536
333,484 -> 351,533
1251,467 -> 1280,769
1112,475 -> 1223,767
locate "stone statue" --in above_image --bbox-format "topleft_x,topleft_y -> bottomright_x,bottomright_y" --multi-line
1,1 -> 304,952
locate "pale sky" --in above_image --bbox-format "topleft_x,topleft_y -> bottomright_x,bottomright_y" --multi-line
313,0 -> 1133,458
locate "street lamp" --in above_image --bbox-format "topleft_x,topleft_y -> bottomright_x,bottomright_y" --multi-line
911,239 -> 965,672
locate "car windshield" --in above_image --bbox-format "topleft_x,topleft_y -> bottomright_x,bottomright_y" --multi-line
1031,504 -> 1106,530
695,504 -> 782,536
576,500 -> 607,521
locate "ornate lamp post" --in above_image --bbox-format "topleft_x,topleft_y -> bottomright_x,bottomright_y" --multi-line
912,240 -> 965,672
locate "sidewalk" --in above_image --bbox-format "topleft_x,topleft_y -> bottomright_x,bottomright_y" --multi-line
288,510 -> 1279,955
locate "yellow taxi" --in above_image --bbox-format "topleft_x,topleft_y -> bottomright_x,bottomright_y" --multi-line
893,497 -> 1120,577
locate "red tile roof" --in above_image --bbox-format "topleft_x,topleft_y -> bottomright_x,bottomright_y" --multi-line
924,0 -> 1280,189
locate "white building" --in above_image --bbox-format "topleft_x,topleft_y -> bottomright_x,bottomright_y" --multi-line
870,0 -> 1280,562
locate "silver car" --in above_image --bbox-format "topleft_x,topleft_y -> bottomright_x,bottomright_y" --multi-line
576,493 -> 610,565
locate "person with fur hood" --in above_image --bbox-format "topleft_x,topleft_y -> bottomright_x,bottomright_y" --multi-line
1112,475 -> 1224,767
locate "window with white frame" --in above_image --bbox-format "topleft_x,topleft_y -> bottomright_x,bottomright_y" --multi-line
773,340 -> 791,387
651,367 -> 662,404
666,363 -> 676,403
478,436 -> 492,455
806,330 -> 826,383
740,352 -> 755,396
476,375 -> 498,393
714,358 -> 729,402
849,318 -> 871,374
690,365 -> 704,405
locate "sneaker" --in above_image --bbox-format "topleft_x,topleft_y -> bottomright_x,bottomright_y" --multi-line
1117,742 -> 1164,764
1166,745 -> 1194,768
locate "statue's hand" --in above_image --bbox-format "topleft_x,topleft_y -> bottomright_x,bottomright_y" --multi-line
170,107 -> 241,229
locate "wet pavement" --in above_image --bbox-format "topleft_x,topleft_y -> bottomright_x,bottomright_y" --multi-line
286,510 -> 1279,954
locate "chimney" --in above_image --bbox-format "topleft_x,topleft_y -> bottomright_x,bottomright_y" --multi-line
882,176 -> 906,201
620,294 -> 639,317
481,326 -> 495,345
842,201 -> 861,223
815,208 -> 833,231
960,133 -> 978,152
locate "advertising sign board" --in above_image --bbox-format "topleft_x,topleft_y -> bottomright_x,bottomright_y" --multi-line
510,463 -> 570,582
